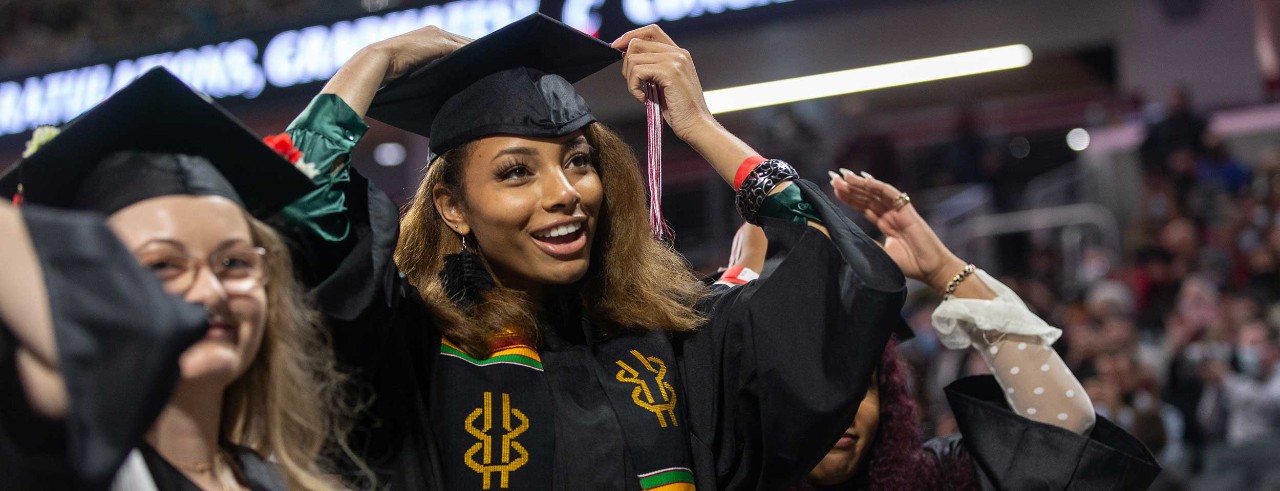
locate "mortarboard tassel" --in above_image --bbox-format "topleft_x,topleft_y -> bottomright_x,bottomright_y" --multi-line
645,82 -> 673,240
11,184 -> 22,206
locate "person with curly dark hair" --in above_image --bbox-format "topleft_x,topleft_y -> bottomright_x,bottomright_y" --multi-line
726,221 -> 977,491
794,337 -> 988,491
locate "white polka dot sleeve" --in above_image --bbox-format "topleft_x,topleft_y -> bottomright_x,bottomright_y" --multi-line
932,270 -> 1095,433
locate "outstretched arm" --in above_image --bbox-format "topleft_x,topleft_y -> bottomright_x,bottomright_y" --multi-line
1,203 -> 207,487
831,170 -> 1095,433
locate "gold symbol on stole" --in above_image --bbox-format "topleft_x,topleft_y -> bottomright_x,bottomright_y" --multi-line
615,350 -> 679,427
464,392 -> 529,489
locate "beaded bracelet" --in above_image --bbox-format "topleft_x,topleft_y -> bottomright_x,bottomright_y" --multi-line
944,263 -> 977,298
735,159 -> 799,225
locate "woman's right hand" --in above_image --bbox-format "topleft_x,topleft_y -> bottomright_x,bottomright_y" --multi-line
322,25 -> 471,118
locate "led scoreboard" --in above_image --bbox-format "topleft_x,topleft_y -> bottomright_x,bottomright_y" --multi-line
0,0 -> 813,138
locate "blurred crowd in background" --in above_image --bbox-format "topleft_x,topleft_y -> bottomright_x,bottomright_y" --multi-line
817,91 -> 1280,490
0,0 -> 346,76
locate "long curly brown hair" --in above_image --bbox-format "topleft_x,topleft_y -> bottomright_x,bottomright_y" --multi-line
219,215 -> 373,490
394,122 -> 707,357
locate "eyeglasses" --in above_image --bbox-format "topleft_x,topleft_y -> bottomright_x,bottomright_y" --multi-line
133,242 -> 269,294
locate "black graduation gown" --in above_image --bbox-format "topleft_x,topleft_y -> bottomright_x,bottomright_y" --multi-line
0,206 -> 207,491
286,171 -> 906,491
929,375 -> 1161,490
796,375 -> 1161,491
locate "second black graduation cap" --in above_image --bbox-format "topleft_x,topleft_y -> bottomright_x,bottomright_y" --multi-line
368,13 -> 621,156
0,68 -> 315,218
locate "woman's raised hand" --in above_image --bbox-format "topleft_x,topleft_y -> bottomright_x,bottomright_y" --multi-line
323,25 -> 471,118
611,25 -> 760,186
829,170 -> 965,291
375,25 -> 473,82
611,25 -> 715,145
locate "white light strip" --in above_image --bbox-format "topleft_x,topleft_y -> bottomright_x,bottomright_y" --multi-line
704,44 -> 1033,114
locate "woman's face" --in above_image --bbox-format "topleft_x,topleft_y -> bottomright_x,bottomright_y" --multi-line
808,383 -> 881,486
436,131 -> 602,294
108,195 -> 267,387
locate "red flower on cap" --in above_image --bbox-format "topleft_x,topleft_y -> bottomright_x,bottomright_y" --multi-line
263,133 -> 302,164
263,132 -> 320,179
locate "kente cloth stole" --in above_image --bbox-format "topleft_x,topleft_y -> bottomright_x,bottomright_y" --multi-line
435,336 -> 555,491
591,330 -> 696,491
433,329 -> 695,490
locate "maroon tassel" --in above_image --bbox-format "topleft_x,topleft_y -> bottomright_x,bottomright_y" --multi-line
645,82 -> 672,240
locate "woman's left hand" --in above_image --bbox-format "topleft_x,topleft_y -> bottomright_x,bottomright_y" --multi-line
322,25 -> 472,118
612,25 -> 715,143
830,170 -> 964,291
610,25 -> 759,187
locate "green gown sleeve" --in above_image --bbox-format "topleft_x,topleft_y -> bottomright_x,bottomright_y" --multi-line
757,184 -> 822,224
281,93 -> 371,245
276,95 -> 446,488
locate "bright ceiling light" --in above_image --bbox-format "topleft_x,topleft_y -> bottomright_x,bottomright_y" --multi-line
1066,128 -> 1090,151
704,44 -> 1033,114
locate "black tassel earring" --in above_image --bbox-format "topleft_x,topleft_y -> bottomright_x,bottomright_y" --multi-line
438,234 -> 495,313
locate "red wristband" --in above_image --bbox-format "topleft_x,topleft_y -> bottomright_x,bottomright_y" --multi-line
720,265 -> 749,285
733,156 -> 767,190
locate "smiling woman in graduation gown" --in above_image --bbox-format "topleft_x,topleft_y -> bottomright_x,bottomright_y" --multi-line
276,16 -> 906,490
0,69 -> 361,491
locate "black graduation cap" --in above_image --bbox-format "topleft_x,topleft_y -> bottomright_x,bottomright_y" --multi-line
0,67 -> 315,218
368,13 -> 621,156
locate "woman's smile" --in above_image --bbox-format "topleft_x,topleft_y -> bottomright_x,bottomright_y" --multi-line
203,321 -> 238,345
438,132 -> 603,290
529,216 -> 588,258
107,195 -> 268,384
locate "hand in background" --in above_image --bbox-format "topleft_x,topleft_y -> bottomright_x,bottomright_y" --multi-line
829,169 -> 963,292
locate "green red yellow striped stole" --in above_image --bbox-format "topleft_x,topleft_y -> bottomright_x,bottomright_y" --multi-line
639,467 -> 696,490
440,337 -> 543,371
